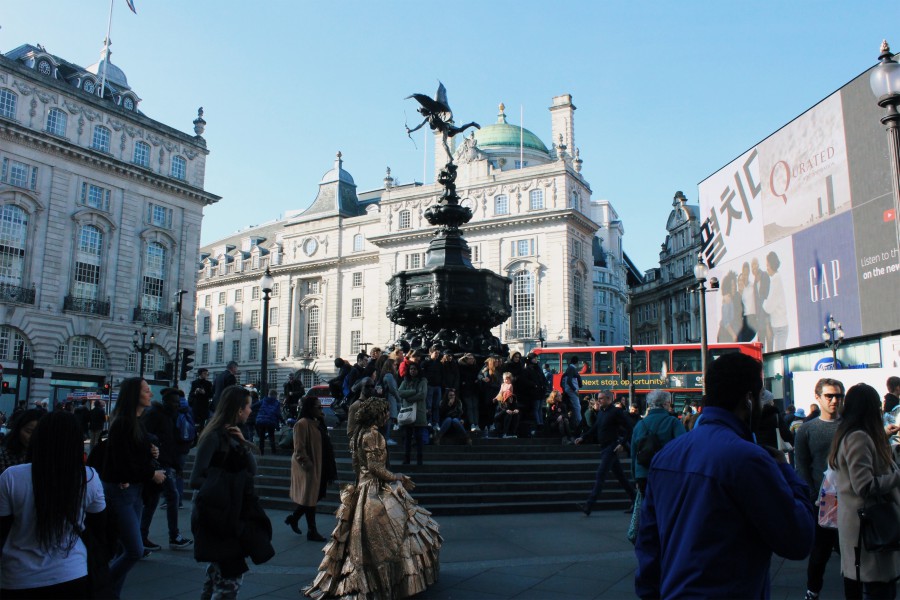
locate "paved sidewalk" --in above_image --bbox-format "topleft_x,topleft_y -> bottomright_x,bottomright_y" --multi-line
128,506 -> 843,599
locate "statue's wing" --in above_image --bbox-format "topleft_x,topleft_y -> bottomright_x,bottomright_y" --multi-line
435,82 -> 449,108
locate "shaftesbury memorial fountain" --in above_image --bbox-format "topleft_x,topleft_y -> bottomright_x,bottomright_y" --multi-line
387,84 -> 511,356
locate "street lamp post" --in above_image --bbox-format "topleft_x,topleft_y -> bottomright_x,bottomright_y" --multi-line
870,40 -> 900,259
171,290 -> 186,387
822,315 -> 845,369
624,298 -> 636,408
132,325 -> 155,379
259,267 -> 275,397
693,254 -> 718,396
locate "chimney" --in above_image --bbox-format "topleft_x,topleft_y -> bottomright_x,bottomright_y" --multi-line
549,94 -> 576,157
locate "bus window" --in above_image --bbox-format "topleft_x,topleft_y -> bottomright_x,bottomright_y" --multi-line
562,351 -> 592,374
672,349 -> 701,372
593,351 -> 614,373
616,350 -> 647,374
536,353 -> 560,377
649,350 -> 668,373
672,392 -> 701,414
710,347 -> 740,362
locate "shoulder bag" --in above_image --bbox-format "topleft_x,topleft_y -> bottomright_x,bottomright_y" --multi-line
856,471 -> 900,581
397,402 -> 416,426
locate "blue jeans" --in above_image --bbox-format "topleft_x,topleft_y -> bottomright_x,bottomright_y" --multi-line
104,482 -> 144,598
426,386 -> 442,426
174,453 -> 186,504
585,444 -> 635,508
565,391 -> 582,427
140,467 -> 180,541
438,417 -> 466,438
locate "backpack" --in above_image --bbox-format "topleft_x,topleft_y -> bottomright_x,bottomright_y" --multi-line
635,416 -> 672,468
342,373 -> 352,399
175,411 -> 196,443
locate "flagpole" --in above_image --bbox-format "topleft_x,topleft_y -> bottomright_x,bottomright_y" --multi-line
423,128 -> 428,184
99,0 -> 114,98
520,105 -> 524,169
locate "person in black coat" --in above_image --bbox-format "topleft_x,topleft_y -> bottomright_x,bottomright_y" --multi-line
190,369 -> 214,430
211,362 -> 238,414
517,353 -> 548,434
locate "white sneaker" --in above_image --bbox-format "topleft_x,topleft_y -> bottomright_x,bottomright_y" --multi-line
386,439 -> 398,446
392,424 -> 400,431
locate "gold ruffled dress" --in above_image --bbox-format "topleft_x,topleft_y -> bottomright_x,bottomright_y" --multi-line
304,426 -> 442,599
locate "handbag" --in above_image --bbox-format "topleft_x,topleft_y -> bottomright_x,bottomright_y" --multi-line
627,488 -> 643,545
856,474 -> 900,581
775,427 -> 793,453
397,403 -> 417,426
817,468 -> 838,529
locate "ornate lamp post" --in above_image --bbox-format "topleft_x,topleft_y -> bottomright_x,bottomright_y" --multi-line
822,314 -> 844,369
259,267 -> 275,397
693,254 -> 718,395
870,40 -> 900,258
132,325 -> 155,379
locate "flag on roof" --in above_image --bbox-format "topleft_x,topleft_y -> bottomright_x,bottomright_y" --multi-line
125,0 -> 137,14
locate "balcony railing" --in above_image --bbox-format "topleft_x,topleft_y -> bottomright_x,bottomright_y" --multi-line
64,295 -> 111,316
133,306 -> 173,326
506,327 -> 537,339
0,282 -> 36,305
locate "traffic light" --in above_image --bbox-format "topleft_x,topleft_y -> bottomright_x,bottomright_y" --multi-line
180,348 -> 195,380
1,381 -> 9,394
103,381 -> 111,394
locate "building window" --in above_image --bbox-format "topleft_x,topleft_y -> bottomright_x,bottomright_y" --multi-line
269,307 -> 278,326
405,253 -> 423,270
251,309 -> 259,328
569,190 -> 579,210
0,89 -> 17,119
572,239 -> 582,260
141,242 -> 166,311
200,343 -> 209,364
251,286 -> 260,300
233,311 -> 242,330
1,158 -> 38,191
268,337 -> 277,359
204,295 -> 211,308
215,341 -> 224,363
350,330 -> 361,355
307,305 -> 320,355
352,272 -> 362,287
72,224 -> 103,300
351,298 -> 362,318
133,141 -> 150,167
598,330 -> 607,344
57,336 -> 107,370
529,189 -> 544,210
353,233 -> 364,252
494,195 -> 509,215
80,182 -> 111,211
0,327 -> 31,361
0,204 -> 28,286
471,245 -> 480,262
231,339 -> 241,362
92,125 -> 111,152
398,210 -> 411,230
234,288 -> 243,302
170,155 -> 186,180
46,107 -> 67,136
272,283 -> 280,296
572,271 -> 585,330
514,160 -> 527,169
308,280 -> 320,294
512,270 -> 535,338
216,314 -> 225,332
218,292 -> 226,305
268,370 -> 278,387
249,338 -> 259,361
202,316 -> 210,334
512,239 -> 534,258
598,310 -> 607,324
147,203 -> 173,229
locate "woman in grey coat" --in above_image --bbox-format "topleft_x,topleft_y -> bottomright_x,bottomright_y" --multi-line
829,383 -> 900,599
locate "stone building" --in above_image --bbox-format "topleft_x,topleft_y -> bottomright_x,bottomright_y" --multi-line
0,41 -> 218,407
629,191 -> 703,345
196,95 -> 631,388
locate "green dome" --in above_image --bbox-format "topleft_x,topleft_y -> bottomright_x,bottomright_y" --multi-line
473,104 -> 549,154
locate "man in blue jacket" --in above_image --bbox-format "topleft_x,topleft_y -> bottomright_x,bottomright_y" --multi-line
635,352 -> 814,599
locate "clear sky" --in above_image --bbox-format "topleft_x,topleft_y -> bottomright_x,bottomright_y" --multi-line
4,1 -> 898,272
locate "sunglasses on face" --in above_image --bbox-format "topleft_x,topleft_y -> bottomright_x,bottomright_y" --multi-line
822,393 -> 844,399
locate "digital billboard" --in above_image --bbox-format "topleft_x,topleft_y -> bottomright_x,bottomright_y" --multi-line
698,67 -> 900,352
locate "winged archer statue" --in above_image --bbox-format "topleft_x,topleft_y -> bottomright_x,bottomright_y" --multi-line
406,82 -> 480,157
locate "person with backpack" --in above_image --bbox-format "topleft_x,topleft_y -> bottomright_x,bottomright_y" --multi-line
173,393 -> 196,508
255,389 -> 284,456
630,390 -> 685,532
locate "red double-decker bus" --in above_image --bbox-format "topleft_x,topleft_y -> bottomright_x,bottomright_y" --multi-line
533,342 -> 763,411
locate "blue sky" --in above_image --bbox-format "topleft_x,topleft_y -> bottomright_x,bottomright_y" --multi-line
4,1 -> 898,271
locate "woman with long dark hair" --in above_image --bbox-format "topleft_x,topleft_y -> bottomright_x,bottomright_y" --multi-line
0,411 -> 105,597
100,377 -> 165,598
304,398 -> 441,599
190,385 -> 269,599
398,361 -> 428,466
0,409 -> 42,474
286,395 -> 337,541
828,383 -> 900,599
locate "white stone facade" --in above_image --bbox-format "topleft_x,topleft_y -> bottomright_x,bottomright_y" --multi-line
0,42 -> 218,408
196,95 -> 630,388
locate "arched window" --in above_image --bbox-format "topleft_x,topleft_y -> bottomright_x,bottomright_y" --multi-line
55,336 -> 107,370
133,141 -> 150,167
307,305 -> 320,355
569,190 -> 580,210
529,189 -> 544,210
0,326 -> 32,361
353,233 -> 364,252
92,125 -> 111,152
512,270 -> 535,338
73,224 -> 103,300
0,204 -> 28,286
0,89 -> 16,119
494,195 -> 509,215
46,107 -> 67,137
142,242 -> 166,311
398,210 -> 411,230
170,155 -> 186,180
572,271 -> 585,331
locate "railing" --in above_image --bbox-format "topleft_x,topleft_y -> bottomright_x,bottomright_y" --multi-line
64,295 -> 110,316
506,327 -> 537,339
132,306 -> 173,326
0,282 -> 36,304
